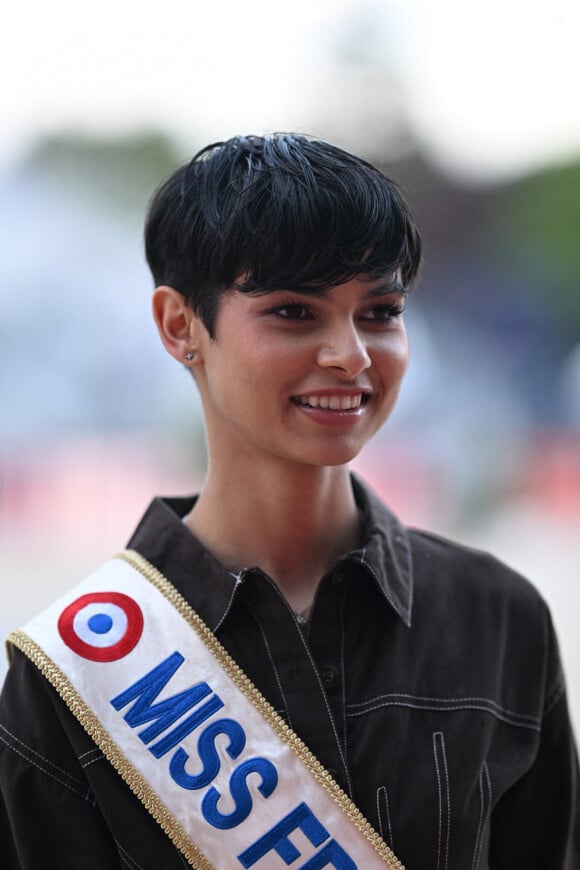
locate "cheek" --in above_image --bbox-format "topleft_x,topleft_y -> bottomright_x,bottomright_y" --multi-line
243,335 -> 306,389
210,343 -> 277,414
377,332 -> 409,380
397,337 -> 410,378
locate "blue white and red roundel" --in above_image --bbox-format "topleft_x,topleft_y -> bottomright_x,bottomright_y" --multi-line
58,592 -> 144,662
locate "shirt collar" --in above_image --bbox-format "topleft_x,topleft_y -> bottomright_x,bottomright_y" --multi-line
126,474 -> 414,631
126,494 -> 240,632
348,474 -> 413,627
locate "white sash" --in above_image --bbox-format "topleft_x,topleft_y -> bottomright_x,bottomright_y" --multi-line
9,550 -> 405,869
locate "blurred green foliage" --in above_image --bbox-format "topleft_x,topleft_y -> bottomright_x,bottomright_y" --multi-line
500,160 -> 580,332
23,131 -> 184,212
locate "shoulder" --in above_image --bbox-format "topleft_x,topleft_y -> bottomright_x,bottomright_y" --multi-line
408,525 -> 547,616
355,474 -> 551,643
0,646 -> 96,802
405,527 -> 564,716
0,644 -> 93,752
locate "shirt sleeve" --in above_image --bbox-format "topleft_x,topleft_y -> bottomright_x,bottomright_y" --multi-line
0,649 -> 122,870
488,608 -> 580,869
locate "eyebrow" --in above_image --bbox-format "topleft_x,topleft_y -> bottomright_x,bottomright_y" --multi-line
361,280 -> 407,300
246,278 -> 407,300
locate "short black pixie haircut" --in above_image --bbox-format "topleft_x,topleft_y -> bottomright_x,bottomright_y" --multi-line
145,133 -> 422,337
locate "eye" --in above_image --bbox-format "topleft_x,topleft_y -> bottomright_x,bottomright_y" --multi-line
269,302 -> 313,321
361,302 -> 406,323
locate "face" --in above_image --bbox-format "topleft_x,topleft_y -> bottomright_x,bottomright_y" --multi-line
192,275 -> 409,470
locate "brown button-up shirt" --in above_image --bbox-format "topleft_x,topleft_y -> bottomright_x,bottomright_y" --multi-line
1,476 -> 578,868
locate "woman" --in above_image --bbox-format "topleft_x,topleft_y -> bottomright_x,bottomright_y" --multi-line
1,134 -> 578,868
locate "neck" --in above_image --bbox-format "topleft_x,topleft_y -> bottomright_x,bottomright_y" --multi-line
184,462 -> 361,612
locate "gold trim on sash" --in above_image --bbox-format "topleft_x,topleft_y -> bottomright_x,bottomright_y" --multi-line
8,549 -> 406,869
9,627 -> 214,869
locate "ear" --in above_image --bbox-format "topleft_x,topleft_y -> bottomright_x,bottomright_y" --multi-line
152,286 -> 204,365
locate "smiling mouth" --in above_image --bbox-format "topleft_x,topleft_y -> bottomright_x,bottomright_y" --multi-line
292,393 -> 369,410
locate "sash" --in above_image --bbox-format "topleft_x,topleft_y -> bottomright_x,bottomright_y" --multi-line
8,550 -> 405,870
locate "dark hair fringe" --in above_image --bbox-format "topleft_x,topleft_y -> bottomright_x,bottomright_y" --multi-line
145,133 -> 422,336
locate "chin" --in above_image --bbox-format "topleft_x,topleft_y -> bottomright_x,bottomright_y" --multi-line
297,441 -> 366,469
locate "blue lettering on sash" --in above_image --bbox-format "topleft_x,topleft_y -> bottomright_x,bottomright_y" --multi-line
170,718 -> 246,789
149,694 -> 224,758
110,653 -> 357,866
299,841 -> 357,869
238,801 -> 357,868
110,652 -> 213,746
202,757 -> 278,829
109,652 -> 278,831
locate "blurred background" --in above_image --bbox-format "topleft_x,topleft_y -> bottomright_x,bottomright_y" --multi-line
1,0 -> 579,735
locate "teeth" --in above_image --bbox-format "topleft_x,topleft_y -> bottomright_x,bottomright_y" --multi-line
297,394 -> 364,410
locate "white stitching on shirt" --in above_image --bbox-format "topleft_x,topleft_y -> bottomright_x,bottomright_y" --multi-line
346,698 -> 542,732
376,787 -> 384,839
78,747 -> 105,768
245,598 -> 292,729
339,587 -> 348,759
347,692 -> 539,722
543,676 -> 565,718
404,537 -> 414,626
81,755 -> 105,769
346,694 -> 540,727
175,845 -> 191,868
432,731 -> 450,870
213,579 -> 241,634
114,838 -> 146,870
471,771 -> 485,870
471,761 -> 492,870
357,556 -> 405,623
376,784 -> 394,849
354,520 -> 413,625
78,747 -> 102,762
0,723 -> 91,795
0,730 -> 94,804
257,572 -> 354,798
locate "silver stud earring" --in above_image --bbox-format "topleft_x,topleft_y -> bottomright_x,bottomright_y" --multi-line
185,352 -> 195,361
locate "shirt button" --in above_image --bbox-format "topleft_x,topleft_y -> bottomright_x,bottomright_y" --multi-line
321,665 -> 339,689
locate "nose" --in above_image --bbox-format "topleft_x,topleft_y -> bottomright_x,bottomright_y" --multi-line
316,322 -> 371,378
